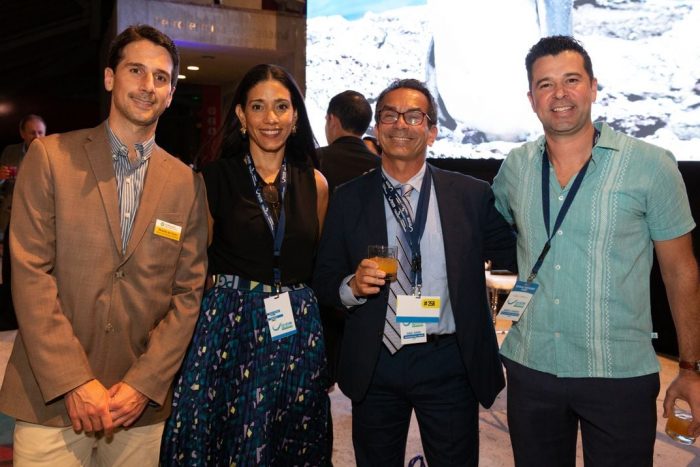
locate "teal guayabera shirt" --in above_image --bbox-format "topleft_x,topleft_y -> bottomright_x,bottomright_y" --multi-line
492,122 -> 695,378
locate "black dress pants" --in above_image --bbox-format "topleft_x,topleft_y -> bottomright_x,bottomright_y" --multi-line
352,335 -> 478,467
503,357 -> 659,467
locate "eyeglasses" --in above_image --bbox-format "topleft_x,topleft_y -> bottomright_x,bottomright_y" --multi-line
378,108 -> 432,126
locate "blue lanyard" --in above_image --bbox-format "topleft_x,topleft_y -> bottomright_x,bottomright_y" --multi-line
381,166 -> 432,296
244,154 -> 287,293
528,130 -> 599,282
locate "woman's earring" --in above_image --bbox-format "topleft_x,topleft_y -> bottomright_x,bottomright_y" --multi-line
291,124 -> 297,135
240,126 -> 247,137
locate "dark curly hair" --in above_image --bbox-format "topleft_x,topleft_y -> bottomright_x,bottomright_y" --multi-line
525,35 -> 594,89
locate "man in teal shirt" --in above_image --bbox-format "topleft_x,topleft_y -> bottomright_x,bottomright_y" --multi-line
493,35 -> 699,466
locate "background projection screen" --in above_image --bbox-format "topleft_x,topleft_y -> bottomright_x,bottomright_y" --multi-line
305,0 -> 700,161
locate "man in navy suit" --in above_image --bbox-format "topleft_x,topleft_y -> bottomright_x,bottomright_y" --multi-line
313,79 -> 516,467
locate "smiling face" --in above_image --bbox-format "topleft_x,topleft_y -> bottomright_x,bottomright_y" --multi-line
104,39 -> 174,135
375,88 -> 437,166
235,79 -> 298,160
528,50 -> 597,139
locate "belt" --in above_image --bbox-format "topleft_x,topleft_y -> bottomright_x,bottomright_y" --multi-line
211,274 -> 307,293
425,333 -> 456,344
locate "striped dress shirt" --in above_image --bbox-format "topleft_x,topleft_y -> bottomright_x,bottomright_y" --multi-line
106,124 -> 153,253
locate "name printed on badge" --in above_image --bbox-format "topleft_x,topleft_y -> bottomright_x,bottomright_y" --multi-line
154,219 -> 182,241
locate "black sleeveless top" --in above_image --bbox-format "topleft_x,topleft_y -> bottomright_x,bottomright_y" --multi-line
203,156 -> 319,285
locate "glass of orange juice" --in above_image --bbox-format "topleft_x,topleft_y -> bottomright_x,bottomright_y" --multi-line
665,399 -> 696,445
368,245 -> 398,282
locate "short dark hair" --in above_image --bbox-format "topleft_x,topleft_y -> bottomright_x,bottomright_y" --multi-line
208,64 -> 318,168
107,24 -> 180,88
19,114 -> 45,131
526,35 -> 594,89
374,79 -> 437,127
327,90 -> 372,136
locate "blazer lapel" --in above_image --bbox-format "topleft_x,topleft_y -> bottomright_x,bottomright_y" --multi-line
431,165 -> 459,280
362,168 -> 389,246
123,146 -> 171,261
85,124 -> 123,255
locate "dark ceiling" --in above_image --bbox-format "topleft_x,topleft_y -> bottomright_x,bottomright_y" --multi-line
0,0 -> 115,98
0,0 -> 116,145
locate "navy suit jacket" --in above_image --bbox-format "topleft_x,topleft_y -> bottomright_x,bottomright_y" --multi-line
313,163 -> 515,407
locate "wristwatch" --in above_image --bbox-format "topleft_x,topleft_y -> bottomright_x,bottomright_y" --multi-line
679,360 -> 700,372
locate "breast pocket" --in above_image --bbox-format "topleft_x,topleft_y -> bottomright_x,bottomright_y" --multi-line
143,214 -> 185,271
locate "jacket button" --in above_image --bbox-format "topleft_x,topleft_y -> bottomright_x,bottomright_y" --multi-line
115,270 -> 124,279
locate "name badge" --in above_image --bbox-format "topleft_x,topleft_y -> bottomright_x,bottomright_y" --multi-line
497,280 -> 539,322
396,295 -> 441,323
400,322 -> 427,345
154,219 -> 182,241
264,292 -> 297,341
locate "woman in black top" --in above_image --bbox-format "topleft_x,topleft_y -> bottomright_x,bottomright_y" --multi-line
161,64 -> 330,466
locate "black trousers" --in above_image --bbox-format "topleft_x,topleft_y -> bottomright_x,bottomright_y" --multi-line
352,335 -> 478,467
503,357 -> 659,467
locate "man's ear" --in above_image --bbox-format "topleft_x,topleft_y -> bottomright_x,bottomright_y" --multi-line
104,68 -> 115,92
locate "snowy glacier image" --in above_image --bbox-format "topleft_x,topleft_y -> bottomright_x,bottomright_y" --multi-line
306,0 -> 700,161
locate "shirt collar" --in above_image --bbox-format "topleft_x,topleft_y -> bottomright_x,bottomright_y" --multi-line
105,121 -> 155,163
381,162 -> 427,194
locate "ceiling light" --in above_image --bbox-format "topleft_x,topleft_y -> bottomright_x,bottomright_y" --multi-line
187,65 -> 200,71
178,74 -> 186,80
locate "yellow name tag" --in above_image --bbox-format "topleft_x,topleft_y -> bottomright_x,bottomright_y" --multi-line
154,219 -> 182,241
396,295 -> 441,323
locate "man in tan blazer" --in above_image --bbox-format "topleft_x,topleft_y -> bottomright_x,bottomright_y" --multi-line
0,25 -> 208,466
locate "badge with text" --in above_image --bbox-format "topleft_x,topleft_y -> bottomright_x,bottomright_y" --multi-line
264,292 -> 297,341
400,322 -> 427,345
396,295 -> 441,323
497,280 -> 539,322
153,219 -> 182,241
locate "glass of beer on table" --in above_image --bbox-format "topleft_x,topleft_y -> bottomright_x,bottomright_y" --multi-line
368,245 -> 398,282
665,399 -> 696,445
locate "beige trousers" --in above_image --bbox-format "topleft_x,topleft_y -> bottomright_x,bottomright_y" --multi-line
13,421 -> 164,467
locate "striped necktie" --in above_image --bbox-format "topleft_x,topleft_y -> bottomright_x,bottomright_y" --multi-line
383,184 -> 414,354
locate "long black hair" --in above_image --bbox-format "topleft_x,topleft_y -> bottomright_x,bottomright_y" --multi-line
200,64 -> 318,168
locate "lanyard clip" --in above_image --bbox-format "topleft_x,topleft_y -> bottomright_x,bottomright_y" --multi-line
413,284 -> 422,298
274,281 -> 281,298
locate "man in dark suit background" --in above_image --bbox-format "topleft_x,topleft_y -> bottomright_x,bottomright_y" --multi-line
317,90 -> 381,388
318,90 -> 380,194
313,79 -> 515,466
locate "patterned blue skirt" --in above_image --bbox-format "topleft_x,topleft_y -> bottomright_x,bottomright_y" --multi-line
160,277 -> 331,466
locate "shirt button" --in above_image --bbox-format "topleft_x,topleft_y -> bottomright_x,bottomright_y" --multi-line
105,323 -> 114,333
558,195 -> 564,201
554,264 -> 561,270
115,270 -> 124,278
554,298 -> 560,305
557,230 -> 563,236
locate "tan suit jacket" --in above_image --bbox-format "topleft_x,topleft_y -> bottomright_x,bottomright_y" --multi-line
0,123 -> 208,427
